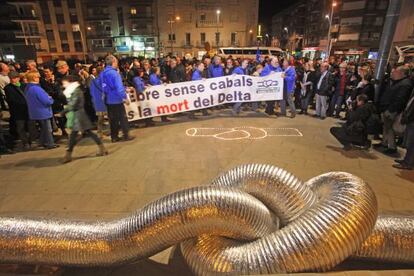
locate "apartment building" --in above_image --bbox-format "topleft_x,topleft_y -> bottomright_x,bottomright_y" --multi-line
156,0 -> 259,58
3,0 -> 259,62
271,0 -> 389,61
83,0 -> 158,59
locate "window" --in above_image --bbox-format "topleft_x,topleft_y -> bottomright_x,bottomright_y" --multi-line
340,17 -> 363,26
168,33 -> 176,41
61,43 -> 70,52
215,32 -> 220,44
74,41 -> 83,52
43,13 -> 51,24
185,33 -> 191,45
200,32 -> 206,44
374,17 -> 384,26
131,7 -> 137,15
377,0 -> 387,9
70,12 -> 78,23
68,1 -> 76,9
231,32 -> 237,45
56,13 -> 65,24
59,31 -> 67,40
53,0 -> 62,7
117,7 -> 125,35
46,30 -> 54,40
342,1 -> 366,10
200,13 -> 206,21
72,31 -> 81,40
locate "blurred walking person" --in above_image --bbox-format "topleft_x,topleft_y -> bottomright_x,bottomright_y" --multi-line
60,75 -> 107,164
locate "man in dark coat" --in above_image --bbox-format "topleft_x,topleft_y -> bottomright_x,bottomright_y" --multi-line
394,88 -> 414,170
375,65 -> 413,155
41,66 -> 68,137
167,58 -> 186,83
4,71 -> 37,150
315,62 -> 335,119
330,94 -> 372,150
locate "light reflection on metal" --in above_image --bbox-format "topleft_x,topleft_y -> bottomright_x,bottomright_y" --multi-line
0,164 -> 412,274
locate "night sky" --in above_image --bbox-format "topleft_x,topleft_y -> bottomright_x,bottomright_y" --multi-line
259,0 -> 300,26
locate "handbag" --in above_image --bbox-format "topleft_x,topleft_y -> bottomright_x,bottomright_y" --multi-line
66,111 -> 75,129
393,113 -> 406,135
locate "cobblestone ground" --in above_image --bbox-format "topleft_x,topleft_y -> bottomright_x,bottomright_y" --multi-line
0,110 -> 413,275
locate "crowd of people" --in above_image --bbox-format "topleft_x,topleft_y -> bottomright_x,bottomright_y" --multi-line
0,53 -> 413,170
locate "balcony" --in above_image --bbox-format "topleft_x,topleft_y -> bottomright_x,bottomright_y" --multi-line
85,14 -> 111,21
181,40 -> 194,48
86,30 -> 113,39
90,45 -> 113,52
10,14 -> 39,21
196,20 -> 223,28
129,14 -> 154,19
14,31 -> 43,38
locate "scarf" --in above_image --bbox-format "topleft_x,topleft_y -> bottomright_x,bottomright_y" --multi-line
63,81 -> 80,99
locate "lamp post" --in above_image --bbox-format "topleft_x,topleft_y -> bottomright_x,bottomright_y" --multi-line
216,9 -> 221,52
168,15 -> 180,55
284,27 -> 289,52
72,24 -> 87,64
326,1 -> 337,59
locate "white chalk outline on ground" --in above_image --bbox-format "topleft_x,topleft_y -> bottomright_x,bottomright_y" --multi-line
185,127 -> 303,141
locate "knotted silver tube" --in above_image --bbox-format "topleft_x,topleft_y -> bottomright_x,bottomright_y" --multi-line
0,164 -> 412,275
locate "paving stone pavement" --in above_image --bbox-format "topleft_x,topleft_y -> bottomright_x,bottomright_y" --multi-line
0,111 -> 413,275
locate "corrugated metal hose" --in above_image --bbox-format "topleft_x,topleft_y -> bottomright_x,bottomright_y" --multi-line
0,164 -> 412,274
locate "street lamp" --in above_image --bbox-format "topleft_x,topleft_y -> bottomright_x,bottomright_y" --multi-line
167,15 -> 180,55
326,1 -> 337,59
216,9 -> 221,52
283,27 -> 290,53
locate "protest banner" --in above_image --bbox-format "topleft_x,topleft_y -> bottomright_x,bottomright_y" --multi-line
124,73 -> 284,121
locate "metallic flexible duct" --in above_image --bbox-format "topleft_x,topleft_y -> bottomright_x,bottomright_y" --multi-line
0,164 -> 412,274
353,214 -> 414,263
181,167 -> 378,274
0,186 -> 278,266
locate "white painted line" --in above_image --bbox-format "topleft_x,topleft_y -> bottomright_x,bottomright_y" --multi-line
185,127 -> 303,140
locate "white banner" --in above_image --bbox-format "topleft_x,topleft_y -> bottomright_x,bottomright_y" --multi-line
125,73 -> 284,121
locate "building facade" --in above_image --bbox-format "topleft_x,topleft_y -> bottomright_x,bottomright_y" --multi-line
156,0 -> 259,58
7,0 -> 88,63
83,0 -> 158,59
271,0 -> 390,61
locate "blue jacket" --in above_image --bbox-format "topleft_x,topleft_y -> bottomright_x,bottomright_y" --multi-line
233,66 -> 246,75
101,66 -> 127,104
149,73 -> 161,85
89,77 -> 107,112
25,83 -> 53,120
133,76 -> 145,93
208,64 -> 224,78
284,66 -> 296,94
192,69 -> 203,81
260,64 -> 282,76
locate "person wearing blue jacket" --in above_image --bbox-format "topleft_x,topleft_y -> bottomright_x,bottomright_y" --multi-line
101,55 -> 133,143
149,67 -> 170,123
281,59 -> 297,118
89,67 -> 107,138
261,57 -> 283,116
149,67 -> 162,86
192,62 -> 208,117
208,56 -> 224,78
232,59 -> 249,115
191,62 -> 204,81
25,71 -> 57,149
